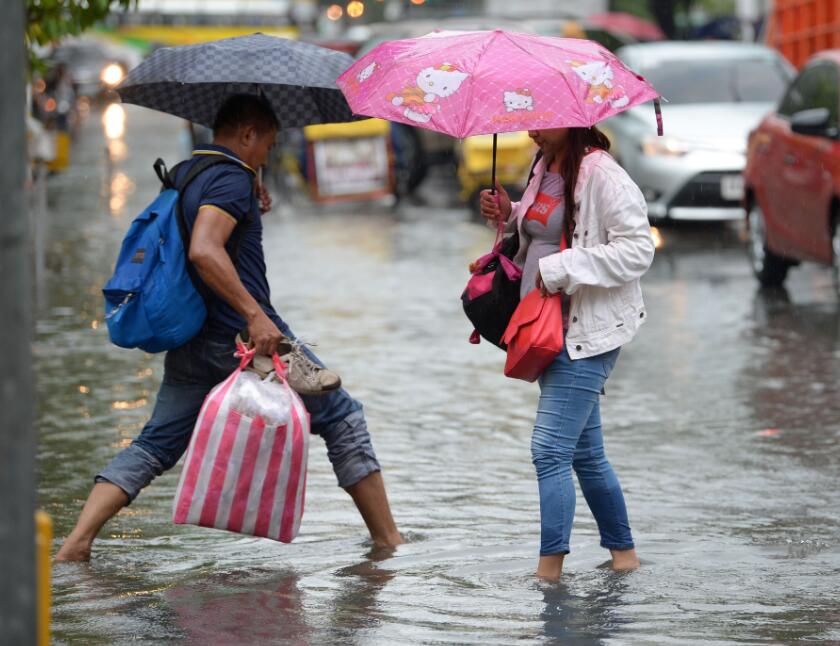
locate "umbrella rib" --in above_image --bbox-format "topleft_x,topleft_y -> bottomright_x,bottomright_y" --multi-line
501,32 -> 592,128
460,29 -> 504,138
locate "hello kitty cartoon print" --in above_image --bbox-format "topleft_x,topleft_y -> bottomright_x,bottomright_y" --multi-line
504,88 -> 534,112
567,60 -> 630,109
387,63 -> 469,124
336,31 -> 662,138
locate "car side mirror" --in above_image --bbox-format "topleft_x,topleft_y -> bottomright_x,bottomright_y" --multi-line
790,108 -> 838,138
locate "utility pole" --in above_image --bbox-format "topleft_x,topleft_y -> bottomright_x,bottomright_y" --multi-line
0,0 -> 36,642
736,0 -> 761,41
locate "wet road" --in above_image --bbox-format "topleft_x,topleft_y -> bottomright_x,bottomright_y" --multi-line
37,106 -> 840,644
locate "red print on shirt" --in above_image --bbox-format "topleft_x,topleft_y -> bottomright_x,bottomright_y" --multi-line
524,192 -> 562,227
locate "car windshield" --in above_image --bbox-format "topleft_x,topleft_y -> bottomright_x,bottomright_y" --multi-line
638,57 -> 790,104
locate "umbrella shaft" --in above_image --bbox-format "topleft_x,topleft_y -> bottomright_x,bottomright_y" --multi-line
491,133 -> 497,195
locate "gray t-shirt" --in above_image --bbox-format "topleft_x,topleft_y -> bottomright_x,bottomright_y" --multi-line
521,172 -> 571,328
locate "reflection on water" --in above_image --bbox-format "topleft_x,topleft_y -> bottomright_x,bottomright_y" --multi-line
38,108 -> 840,644
540,576 -> 629,645
745,285 -> 840,462
102,103 -> 126,141
168,570 -> 312,644
108,171 -> 135,217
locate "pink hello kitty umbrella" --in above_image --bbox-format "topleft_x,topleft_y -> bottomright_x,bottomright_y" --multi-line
337,29 -> 662,188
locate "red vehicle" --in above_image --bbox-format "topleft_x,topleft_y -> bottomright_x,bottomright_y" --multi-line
743,51 -> 840,291
766,0 -> 840,69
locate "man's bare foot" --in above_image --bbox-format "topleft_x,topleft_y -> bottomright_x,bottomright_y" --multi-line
345,472 -> 404,548
609,548 -> 640,571
55,537 -> 92,562
55,482 -> 129,562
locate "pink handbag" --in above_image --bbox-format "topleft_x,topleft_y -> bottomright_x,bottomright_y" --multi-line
501,233 -> 567,382
502,289 -> 564,382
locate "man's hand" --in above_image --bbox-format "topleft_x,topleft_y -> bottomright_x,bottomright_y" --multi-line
478,180 -> 512,224
191,206 -> 277,347
246,309 -> 284,356
256,180 -> 272,214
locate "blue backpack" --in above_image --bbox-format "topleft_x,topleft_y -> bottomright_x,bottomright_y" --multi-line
103,155 -> 250,353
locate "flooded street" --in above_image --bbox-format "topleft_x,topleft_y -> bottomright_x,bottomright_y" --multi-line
38,106 -> 840,644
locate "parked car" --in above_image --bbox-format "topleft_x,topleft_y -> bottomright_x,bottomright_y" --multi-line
600,42 -> 793,221
743,51 -> 840,292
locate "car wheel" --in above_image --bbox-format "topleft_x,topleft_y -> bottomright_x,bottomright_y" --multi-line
747,203 -> 789,287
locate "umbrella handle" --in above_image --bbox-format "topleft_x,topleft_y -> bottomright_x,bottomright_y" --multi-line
490,133 -> 498,195
490,133 -> 505,244
654,98 -> 663,136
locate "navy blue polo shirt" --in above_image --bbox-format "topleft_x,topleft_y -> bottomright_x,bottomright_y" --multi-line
175,144 -> 277,338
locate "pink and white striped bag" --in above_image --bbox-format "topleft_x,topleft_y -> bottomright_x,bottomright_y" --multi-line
173,345 -> 309,543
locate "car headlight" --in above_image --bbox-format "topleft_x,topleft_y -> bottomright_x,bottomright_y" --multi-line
101,63 -> 124,88
641,135 -> 691,157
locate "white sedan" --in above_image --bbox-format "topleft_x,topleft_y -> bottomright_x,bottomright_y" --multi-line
600,41 -> 794,222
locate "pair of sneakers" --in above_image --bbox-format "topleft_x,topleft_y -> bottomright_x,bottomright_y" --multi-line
235,333 -> 341,396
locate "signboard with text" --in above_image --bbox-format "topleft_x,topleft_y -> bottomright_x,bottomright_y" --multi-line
310,136 -> 391,200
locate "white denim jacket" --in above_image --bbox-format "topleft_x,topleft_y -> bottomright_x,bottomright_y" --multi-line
506,150 -> 655,360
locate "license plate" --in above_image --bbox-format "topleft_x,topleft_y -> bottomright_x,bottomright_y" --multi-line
720,174 -> 744,201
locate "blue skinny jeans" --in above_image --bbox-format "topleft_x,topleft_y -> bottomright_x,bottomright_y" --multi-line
531,346 -> 635,555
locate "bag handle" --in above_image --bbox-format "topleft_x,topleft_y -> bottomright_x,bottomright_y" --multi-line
234,341 -> 257,369
271,354 -> 289,381
235,340 -> 292,390
153,158 -> 175,189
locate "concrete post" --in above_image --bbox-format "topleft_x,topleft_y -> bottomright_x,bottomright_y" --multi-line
0,0 -> 36,641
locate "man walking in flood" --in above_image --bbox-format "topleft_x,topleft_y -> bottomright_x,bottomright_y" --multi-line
56,94 -> 403,560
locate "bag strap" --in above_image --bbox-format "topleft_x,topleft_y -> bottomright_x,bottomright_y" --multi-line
527,150 -> 544,186
156,153 -> 256,304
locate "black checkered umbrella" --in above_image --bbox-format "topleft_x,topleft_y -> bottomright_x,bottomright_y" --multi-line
117,33 -> 358,128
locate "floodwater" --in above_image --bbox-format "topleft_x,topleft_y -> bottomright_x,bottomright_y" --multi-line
37,106 -> 840,644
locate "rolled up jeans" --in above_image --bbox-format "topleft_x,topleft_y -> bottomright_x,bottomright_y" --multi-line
531,345 -> 634,555
97,317 -> 380,501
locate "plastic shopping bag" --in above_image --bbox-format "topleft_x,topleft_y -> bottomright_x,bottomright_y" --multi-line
173,344 -> 310,543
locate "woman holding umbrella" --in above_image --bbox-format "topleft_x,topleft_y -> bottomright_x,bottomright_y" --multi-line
479,125 -> 653,578
338,29 -> 661,579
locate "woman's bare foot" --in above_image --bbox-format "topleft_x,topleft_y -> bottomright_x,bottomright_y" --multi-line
609,548 -> 639,571
536,553 -> 565,581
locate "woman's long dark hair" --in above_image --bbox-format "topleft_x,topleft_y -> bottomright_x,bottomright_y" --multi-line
545,126 -> 611,246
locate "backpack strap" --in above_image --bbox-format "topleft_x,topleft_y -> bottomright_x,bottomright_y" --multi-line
159,153 -> 256,305
168,154 -> 255,264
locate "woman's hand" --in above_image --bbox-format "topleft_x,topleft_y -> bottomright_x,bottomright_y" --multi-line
479,180 -> 512,224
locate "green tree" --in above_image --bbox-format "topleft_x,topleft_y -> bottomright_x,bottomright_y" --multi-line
26,0 -> 136,67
